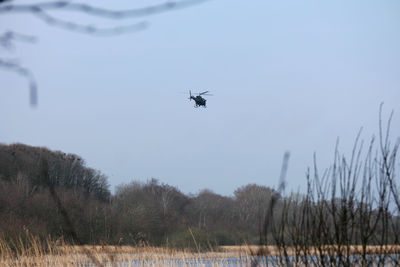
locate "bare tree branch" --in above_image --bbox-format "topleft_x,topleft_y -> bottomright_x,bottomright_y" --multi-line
0,58 -> 37,106
379,103 -> 400,212
0,31 -> 37,50
0,0 -> 208,20
32,9 -> 147,36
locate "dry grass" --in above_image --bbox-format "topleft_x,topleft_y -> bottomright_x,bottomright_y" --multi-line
1,234 -> 400,266
0,235 -> 251,267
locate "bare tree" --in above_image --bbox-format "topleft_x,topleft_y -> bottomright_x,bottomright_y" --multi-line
234,184 -> 277,242
379,104 -> 400,212
256,107 -> 400,266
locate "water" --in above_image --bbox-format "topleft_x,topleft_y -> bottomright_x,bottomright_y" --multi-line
76,255 -> 400,267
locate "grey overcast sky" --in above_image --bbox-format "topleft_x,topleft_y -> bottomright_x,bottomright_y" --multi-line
1,0 -> 399,196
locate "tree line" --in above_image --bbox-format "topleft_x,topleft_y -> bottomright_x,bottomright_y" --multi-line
0,125 -> 399,263
0,143 -> 279,248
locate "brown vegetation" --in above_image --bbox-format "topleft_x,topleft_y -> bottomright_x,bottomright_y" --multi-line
222,245 -> 400,256
251,107 -> 400,266
0,109 -> 399,266
0,143 -> 280,248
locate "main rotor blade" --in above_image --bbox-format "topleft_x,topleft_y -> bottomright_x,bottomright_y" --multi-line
199,91 -> 210,95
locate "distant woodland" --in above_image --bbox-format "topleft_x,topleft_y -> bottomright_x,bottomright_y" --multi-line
0,143 -> 280,247
1,141 -> 399,253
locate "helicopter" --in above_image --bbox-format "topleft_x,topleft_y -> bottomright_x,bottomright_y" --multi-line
188,90 -> 212,108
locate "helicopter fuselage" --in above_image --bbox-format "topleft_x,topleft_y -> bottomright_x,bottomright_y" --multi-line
191,95 -> 206,107
188,90 -> 210,108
